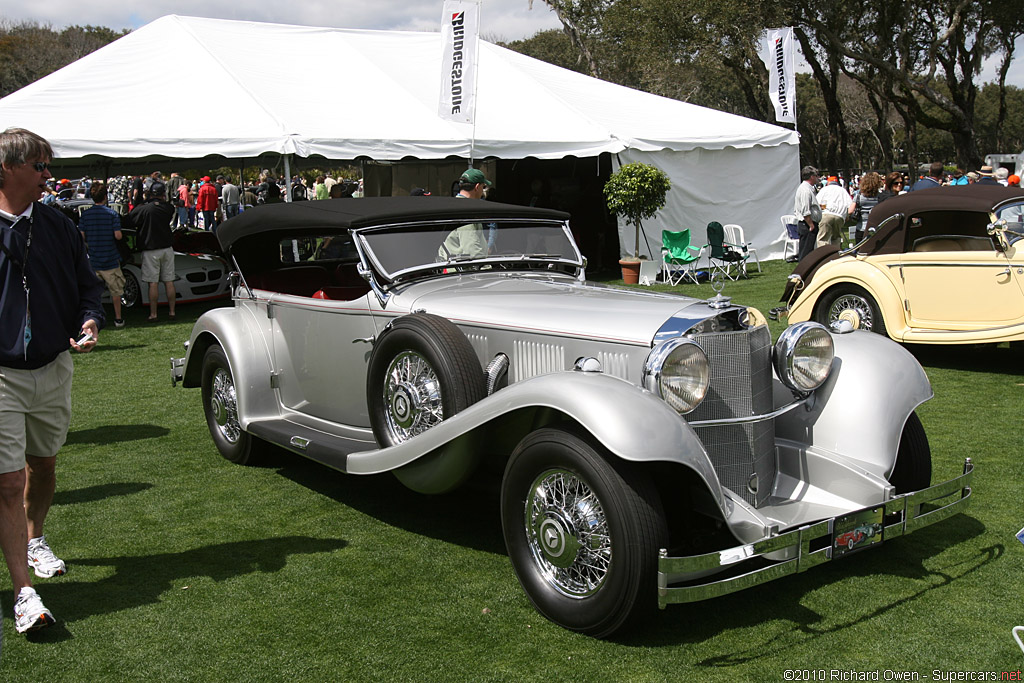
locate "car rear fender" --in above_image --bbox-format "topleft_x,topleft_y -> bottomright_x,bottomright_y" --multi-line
774,329 -> 932,476
180,305 -> 278,426
789,261 -> 906,335
347,371 -> 729,514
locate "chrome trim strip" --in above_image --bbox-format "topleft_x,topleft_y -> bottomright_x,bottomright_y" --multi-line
657,458 -> 973,607
686,396 -> 810,426
906,321 -> 1024,334
887,262 -> 1017,268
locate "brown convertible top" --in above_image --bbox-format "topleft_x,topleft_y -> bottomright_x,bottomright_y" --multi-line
862,185 -> 1024,256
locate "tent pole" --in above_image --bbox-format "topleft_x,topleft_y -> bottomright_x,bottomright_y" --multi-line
284,154 -> 292,203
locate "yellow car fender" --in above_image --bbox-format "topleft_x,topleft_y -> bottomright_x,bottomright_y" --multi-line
788,258 -> 907,337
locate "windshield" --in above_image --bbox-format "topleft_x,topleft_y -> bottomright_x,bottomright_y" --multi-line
996,201 -> 1024,243
358,219 -> 582,281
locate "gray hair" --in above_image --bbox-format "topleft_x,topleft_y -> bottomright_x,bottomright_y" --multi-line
0,128 -> 54,188
995,167 -> 1009,181
800,166 -> 818,181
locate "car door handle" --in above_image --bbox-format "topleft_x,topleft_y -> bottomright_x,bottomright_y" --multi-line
996,268 -> 1011,277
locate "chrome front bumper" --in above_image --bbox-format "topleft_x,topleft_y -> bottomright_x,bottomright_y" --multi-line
171,356 -> 185,387
657,458 -> 974,607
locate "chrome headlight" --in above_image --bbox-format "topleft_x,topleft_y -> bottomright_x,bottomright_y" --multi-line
773,322 -> 834,393
643,338 -> 710,415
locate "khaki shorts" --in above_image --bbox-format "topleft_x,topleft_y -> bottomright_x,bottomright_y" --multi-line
96,267 -> 126,298
141,247 -> 175,283
0,352 -> 73,474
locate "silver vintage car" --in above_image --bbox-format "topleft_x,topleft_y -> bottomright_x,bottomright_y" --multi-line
171,197 -> 973,637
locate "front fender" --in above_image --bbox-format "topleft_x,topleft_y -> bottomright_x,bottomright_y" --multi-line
775,329 -> 932,477
346,371 -> 727,510
180,305 -> 278,429
789,260 -> 906,335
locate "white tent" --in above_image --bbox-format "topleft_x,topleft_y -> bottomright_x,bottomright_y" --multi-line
0,15 -> 800,259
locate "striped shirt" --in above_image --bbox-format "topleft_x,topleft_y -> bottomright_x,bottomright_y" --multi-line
79,204 -> 122,270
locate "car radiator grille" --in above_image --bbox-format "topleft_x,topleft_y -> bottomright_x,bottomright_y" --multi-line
687,325 -> 775,507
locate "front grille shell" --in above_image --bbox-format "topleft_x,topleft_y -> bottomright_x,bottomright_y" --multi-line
687,326 -> 775,507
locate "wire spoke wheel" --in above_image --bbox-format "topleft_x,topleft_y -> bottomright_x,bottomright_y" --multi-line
828,293 -> 875,330
501,428 -> 666,637
201,345 -> 268,465
209,367 -> 241,444
817,286 -> 887,336
382,350 -> 444,443
525,468 -> 612,598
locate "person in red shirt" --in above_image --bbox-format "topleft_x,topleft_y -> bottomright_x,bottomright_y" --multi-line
195,176 -> 219,232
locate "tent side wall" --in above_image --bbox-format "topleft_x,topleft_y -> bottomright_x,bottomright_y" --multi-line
614,144 -> 800,262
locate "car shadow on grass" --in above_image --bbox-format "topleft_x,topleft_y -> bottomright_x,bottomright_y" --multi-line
909,343 -> 1024,375
613,515 -> 992,654
23,535 -> 348,640
85,343 -> 149,353
52,482 -> 154,506
65,424 -> 170,445
273,455 -> 506,556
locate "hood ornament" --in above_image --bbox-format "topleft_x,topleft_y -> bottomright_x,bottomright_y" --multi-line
707,272 -> 731,309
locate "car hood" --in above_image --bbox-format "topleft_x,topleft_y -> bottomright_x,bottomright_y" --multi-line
401,273 -> 714,346
174,252 -> 227,269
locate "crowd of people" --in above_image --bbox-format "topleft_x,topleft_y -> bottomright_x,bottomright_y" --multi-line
792,161 -> 1021,261
39,170 -> 366,233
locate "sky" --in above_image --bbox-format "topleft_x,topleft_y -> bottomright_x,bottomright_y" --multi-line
0,0 -> 564,43
0,0 -> 1019,85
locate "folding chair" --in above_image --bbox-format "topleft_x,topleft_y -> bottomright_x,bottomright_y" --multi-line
660,229 -> 703,285
780,214 -> 801,262
706,221 -> 748,280
722,224 -> 761,275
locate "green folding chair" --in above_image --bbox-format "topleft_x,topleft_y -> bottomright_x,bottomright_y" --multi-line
661,229 -> 703,285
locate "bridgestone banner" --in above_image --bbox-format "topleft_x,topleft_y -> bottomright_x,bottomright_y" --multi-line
760,27 -> 797,125
439,0 -> 480,125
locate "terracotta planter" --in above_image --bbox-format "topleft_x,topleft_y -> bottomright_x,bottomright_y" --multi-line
619,259 -> 641,284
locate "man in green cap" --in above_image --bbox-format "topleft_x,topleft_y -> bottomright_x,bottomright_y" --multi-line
439,168 -> 494,259
456,168 -> 492,199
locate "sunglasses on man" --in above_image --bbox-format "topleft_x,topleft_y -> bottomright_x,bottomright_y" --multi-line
31,161 -> 51,172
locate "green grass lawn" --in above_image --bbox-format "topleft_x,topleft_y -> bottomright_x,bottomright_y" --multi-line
2,263 -> 1022,681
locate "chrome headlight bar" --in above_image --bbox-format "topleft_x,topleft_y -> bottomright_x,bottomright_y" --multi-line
643,338 -> 710,415
773,321 -> 834,394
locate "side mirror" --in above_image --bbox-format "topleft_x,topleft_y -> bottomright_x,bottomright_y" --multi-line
987,220 -> 1009,252
986,219 -> 1007,236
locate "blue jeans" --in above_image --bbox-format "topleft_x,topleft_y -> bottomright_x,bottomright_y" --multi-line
202,210 -> 216,232
177,206 -> 190,228
224,204 -> 239,220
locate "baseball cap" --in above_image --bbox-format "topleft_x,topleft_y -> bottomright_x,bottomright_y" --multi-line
459,168 -> 492,187
150,181 -> 167,196
201,175 -> 211,182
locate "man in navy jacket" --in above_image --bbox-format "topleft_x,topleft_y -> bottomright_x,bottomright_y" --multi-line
0,127 -> 104,633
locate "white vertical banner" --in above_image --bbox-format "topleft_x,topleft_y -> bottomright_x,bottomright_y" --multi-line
439,0 -> 481,125
760,27 -> 797,125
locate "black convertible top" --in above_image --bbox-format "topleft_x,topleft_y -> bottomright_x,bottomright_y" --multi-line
217,197 -> 570,251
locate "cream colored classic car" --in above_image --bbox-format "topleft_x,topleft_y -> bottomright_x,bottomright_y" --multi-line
783,185 -> 1024,344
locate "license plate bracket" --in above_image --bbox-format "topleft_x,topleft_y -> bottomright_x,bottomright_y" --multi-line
831,506 -> 884,558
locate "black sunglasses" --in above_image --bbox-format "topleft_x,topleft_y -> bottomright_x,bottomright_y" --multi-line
31,161 -> 51,172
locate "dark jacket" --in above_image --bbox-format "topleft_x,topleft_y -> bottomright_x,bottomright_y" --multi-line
130,199 -> 175,251
0,202 -> 105,368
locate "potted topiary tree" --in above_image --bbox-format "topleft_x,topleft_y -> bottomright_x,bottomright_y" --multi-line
603,162 -> 672,284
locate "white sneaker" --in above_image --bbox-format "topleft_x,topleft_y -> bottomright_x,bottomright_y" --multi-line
14,586 -> 55,633
28,536 -> 66,578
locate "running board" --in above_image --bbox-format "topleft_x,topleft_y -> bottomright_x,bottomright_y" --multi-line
246,419 -> 376,473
